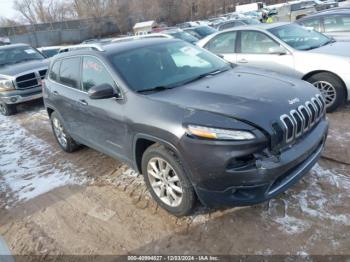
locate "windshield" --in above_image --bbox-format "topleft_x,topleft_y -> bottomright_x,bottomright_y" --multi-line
268,24 -> 331,51
167,31 -> 199,43
0,46 -> 45,66
41,49 -> 59,58
109,41 -> 230,92
243,19 -> 260,25
194,26 -> 217,37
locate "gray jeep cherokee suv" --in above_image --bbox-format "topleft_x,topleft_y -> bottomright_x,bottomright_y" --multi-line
0,44 -> 49,116
44,39 -> 328,216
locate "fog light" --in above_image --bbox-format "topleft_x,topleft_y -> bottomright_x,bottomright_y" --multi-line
10,97 -> 17,103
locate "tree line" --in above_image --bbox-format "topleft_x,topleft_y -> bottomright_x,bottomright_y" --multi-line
0,0 -> 286,32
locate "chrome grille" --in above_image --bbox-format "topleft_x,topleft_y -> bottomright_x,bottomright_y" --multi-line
15,71 -> 42,90
280,95 -> 325,144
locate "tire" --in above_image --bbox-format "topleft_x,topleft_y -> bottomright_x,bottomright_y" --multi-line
0,101 -> 17,116
50,111 -> 80,153
142,144 -> 196,216
306,72 -> 346,113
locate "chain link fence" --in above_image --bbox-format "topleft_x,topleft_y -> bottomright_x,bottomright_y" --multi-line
0,16 -> 120,47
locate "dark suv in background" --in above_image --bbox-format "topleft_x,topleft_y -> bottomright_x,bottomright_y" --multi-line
44,39 -> 328,216
0,44 -> 49,115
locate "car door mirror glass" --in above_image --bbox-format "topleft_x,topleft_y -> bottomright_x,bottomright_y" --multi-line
88,83 -> 119,100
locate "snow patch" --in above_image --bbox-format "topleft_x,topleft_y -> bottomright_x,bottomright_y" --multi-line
0,114 -> 88,206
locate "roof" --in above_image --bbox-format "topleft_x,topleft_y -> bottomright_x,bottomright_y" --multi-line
298,8 -> 350,19
225,22 -> 289,31
133,20 -> 156,29
0,43 -> 29,49
55,38 -> 179,59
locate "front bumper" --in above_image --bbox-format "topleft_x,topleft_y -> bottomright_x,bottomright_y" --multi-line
0,87 -> 42,104
180,119 -> 328,208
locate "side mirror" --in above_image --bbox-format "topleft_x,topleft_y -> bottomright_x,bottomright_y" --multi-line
268,45 -> 287,55
88,83 -> 119,100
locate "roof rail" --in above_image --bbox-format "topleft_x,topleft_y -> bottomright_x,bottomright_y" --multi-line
58,43 -> 104,53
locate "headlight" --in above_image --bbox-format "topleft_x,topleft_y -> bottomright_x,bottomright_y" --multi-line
187,125 -> 256,141
0,78 -> 15,92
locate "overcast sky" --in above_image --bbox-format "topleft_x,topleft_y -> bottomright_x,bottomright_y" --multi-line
0,0 -> 18,19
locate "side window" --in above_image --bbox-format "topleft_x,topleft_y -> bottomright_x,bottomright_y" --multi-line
59,57 -> 81,89
82,57 -> 115,92
240,31 -> 280,54
300,18 -> 321,32
324,15 -> 350,32
205,32 -> 237,54
49,61 -> 60,82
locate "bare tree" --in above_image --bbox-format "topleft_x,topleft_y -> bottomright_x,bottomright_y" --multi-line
13,0 -> 73,24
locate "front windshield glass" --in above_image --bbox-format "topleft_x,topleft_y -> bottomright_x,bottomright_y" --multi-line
268,24 -> 331,51
42,49 -> 59,58
168,31 -> 199,43
0,46 -> 45,66
109,41 -> 230,92
195,26 -> 217,37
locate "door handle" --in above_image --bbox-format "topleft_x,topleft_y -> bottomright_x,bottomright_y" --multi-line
52,91 -> 59,95
238,59 -> 248,64
78,99 -> 88,106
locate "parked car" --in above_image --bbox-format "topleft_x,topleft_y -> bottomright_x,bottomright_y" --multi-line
44,38 -> 328,216
38,46 -> 62,58
313,0 -> 339,11
216,19 -> 260,31
0,44 -> 49,116
297,9 -> 350,41
183,26 -> 217,40
273,2 -> 317,22
197,23 -> 350,112
162,29 -> 199,44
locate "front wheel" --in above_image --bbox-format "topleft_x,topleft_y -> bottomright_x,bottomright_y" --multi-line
306,72 -> 346,113
142,144 -> 196,216
0,101 -> 17,116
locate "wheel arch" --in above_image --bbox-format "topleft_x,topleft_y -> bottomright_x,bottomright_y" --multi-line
133,134 -> 185,175
302,70 -> 348,100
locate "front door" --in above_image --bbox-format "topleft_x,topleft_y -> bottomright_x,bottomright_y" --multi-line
78,56 -> 127,159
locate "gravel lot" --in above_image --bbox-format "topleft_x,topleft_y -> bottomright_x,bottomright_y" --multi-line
0,100 -> 349,258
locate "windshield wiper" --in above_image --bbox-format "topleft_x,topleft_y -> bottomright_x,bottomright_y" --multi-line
13,58 -> 42,64
137,86 -> 173,94
174,67 -> 230,87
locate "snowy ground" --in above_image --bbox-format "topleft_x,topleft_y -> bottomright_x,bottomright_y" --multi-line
0,101 -> 349,257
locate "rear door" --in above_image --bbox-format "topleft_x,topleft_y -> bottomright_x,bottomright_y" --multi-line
49,56 -> 89,140
236,30 -> 295,76
203,31 -> 238,63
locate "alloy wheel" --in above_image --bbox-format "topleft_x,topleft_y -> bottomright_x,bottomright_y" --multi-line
147,157 -> 183,207
312,80 -> 337,107
52,117 -> 68,148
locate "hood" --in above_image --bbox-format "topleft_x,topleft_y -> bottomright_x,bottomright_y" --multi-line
307,41 -> 350,57
149,67 -> 320,135
0,59 -> 49,77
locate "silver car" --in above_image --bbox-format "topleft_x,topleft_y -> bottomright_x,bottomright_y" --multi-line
197,22 -> 350,112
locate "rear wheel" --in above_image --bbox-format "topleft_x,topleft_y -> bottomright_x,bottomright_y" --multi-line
142,144 -> 196,216
0,101 -> 17,116
306,72 -> 346,112
50,111 -> 80,152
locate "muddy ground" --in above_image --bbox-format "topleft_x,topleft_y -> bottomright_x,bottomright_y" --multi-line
0,100 -> 349,258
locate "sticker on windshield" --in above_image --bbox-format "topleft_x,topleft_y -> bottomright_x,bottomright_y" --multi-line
24,49 -> 36,54
180,46 -> 200,56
